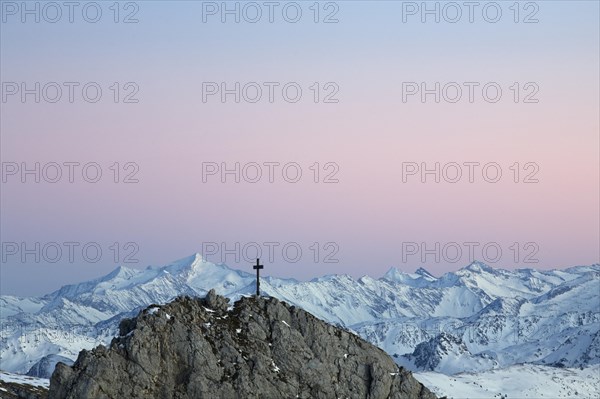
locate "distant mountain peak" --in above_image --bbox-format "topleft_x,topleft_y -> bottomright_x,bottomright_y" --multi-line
383,266 -> 403,280
463,260 -> 495,273
415,267 -> 434,278
382,266 -> 436,285
156,253 -> 204,272
153,253 -> 238,279
103,265 -> 137,281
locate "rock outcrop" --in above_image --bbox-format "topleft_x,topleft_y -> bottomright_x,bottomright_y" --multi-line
49,290 -> 436,398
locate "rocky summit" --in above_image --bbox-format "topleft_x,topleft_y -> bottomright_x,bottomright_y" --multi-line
48,290 -> 437,399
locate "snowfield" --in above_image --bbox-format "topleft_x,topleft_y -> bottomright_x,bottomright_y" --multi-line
415,364 -> 600,398
0,370 -> 49,388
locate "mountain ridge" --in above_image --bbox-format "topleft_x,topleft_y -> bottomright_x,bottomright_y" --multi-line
2,253 -> 598,379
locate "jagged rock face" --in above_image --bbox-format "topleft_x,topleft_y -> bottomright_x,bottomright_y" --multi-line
49,290 -> 436,399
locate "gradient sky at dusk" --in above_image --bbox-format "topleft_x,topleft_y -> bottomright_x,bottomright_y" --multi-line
1,1 -> 599,296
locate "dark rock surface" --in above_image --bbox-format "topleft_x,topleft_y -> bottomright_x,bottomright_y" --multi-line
49,290 -> 437,399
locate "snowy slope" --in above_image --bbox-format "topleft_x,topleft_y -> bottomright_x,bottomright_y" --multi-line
0,370 -> 49,388
414,364 -> 600,399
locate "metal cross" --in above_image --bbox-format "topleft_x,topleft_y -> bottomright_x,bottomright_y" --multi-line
253,258 -> 263,297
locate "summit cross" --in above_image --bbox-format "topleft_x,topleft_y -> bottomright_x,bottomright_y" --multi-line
253,258 -> 263,297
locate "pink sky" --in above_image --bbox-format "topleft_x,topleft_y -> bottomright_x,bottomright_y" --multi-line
1,1 -> 598,295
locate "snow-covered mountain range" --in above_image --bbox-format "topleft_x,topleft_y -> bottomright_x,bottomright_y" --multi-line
1,254 -> 598,383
